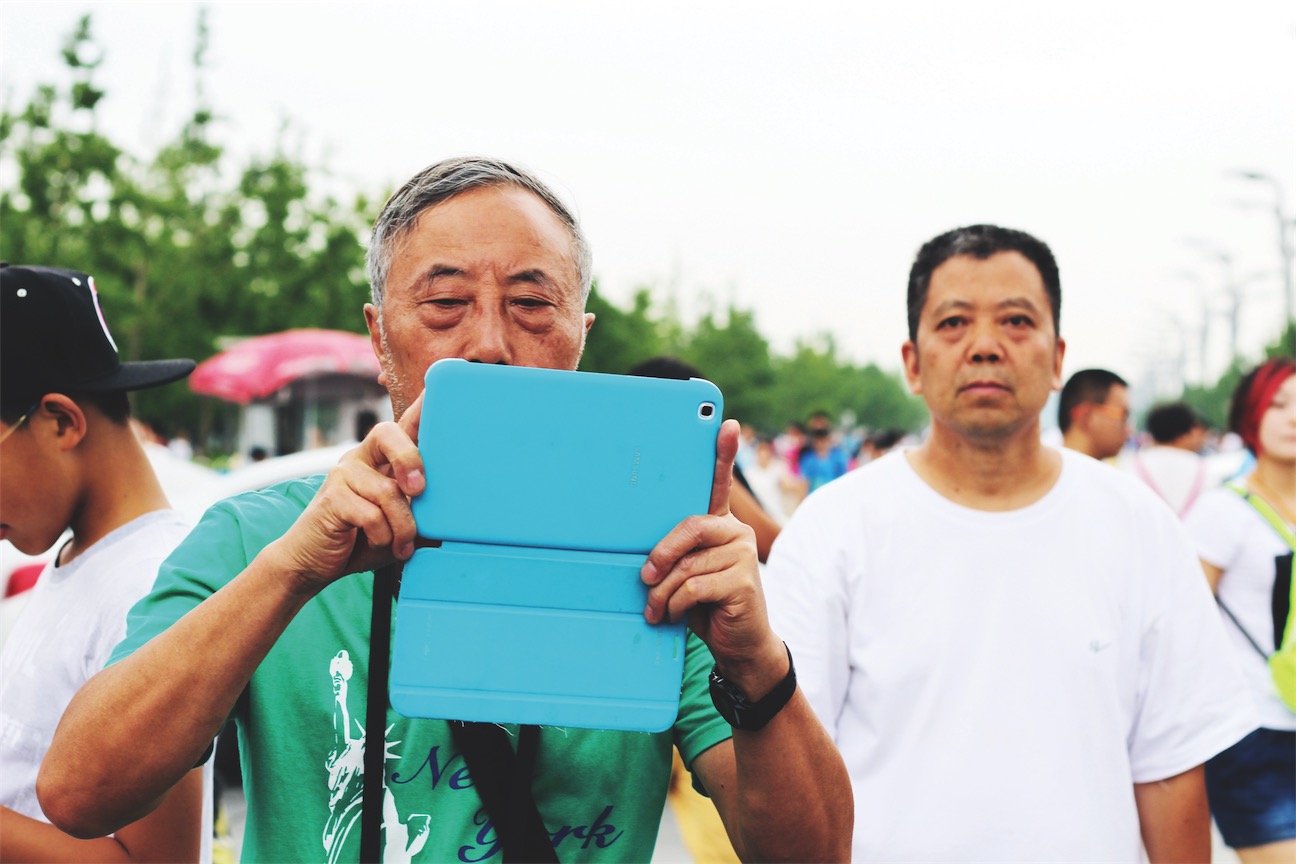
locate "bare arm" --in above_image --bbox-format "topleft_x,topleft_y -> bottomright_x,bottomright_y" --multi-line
38,545 -> 317,837
39,399 -> 427,838
690,673 -> 851,862
789,474 -> 808,507
1133,765 -> 1210,863
642,421 -> 852,862
1200,559 -> 1224,593
1,768 -> 203,862
728,481 -> 780,563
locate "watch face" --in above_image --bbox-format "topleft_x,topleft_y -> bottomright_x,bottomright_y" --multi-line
709,671 -> 749,727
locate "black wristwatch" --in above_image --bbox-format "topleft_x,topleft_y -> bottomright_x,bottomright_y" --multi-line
708,644 -> 797,731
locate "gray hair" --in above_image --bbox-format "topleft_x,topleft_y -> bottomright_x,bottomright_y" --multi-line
365,156 -> 593,312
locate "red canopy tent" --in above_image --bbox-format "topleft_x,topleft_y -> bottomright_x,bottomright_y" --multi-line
189,328 -> 380,404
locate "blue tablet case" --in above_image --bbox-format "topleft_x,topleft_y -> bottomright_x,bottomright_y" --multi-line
390,360 -> 722,731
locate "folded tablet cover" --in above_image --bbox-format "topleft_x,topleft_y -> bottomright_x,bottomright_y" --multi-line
391,360 -> 722,731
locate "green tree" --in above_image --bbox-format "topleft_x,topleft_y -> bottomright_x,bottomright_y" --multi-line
1,13 -> 372,446
768,336 -> 844,429
680,304 -> 776,426
578,285 -> 666,374
853,363 -> 928,432
761,335 -> 925,435
3,13 -> 931,453
1,16 -> 120,271
1180,325 -> 1295,430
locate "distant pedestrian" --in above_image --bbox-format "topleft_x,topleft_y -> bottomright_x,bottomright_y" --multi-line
1121,401 -> 1213,518
745,437 -> 799,523
1059,367 -> 1130,460
858,428 -> 906,465
797,410 -> 849,495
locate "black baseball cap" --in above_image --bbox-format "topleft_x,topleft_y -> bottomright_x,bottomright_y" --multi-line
1,264 -> 195,406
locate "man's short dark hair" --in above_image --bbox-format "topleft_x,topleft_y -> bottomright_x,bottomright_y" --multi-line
868,428 -> 905,451
1,390 -> 131,426
626,356 -> 701,381
354,410 -> 379,441
1145,402 -> 1201,445
1057,369 -> 1127,433
907,224 -> 1061,342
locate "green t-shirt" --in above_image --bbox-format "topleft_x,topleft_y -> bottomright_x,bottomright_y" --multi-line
111,476 -> 732,863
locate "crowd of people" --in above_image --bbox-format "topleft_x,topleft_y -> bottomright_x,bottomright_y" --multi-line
1,157 -> 1292,864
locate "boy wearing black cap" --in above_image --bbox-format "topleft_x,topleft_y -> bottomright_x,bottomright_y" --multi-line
0,264 -> 210,861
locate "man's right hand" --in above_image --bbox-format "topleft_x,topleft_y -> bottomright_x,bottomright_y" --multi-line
270,391 -> 427,595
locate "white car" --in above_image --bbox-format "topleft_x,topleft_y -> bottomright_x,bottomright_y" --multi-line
168,444 -> 353,517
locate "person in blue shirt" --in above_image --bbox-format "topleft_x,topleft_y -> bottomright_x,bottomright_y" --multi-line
798,411 -> 850,495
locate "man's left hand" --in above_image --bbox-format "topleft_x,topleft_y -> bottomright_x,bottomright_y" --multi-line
641,419 -> 787,688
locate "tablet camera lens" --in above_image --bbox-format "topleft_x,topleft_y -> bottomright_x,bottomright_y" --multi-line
699,403 -> 715,419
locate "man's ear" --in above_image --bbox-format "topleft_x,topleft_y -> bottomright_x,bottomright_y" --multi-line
39,394 -> 88,451
574,312 -> 596,369
364,303 -> 388,387
901,340 -> 922,395
1068,404 -> 1088,435
1050,336 -> 1067,391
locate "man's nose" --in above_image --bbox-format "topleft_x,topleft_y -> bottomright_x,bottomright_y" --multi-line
967,321 -> 1003,363
462,306 -> 511,365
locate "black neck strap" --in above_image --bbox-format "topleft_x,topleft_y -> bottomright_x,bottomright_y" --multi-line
361,563 -> 400,863
448,721 -> 557,862
361,563 -> 556,862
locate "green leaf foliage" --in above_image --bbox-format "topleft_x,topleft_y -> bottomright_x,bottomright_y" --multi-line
1179,324 -> 1295,430
2,12 -> 929,452
581,290 -> 925,435
1,15 -> 370,444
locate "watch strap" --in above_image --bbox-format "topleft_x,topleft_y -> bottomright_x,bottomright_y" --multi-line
709,643 -> 797,731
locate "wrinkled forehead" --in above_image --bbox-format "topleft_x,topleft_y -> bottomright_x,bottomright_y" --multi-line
392,186 -> 581,286
925,252 -> 1055,328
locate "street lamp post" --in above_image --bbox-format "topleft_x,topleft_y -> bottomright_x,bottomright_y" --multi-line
1185,238 -> 1274,366
1233,170 -> 1295,352
1185,239 -> 1241,363
1173,270 -> 1215,385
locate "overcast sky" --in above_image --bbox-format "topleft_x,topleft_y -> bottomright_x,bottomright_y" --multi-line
3,1 -> 1293,400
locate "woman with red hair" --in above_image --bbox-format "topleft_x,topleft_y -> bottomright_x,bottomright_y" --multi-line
1186,357 -> 1296,863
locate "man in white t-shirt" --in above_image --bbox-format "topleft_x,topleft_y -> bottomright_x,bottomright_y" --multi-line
0,264 -> 210,862
763,224 -> 1255,862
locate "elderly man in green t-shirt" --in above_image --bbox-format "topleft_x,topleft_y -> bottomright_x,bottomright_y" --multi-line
39,157 -> 852,863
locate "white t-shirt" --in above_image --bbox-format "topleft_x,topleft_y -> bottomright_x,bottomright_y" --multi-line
0,510 -> 212,860
764,448 -> 1255,862
743,460 -> 794,524
1186,485 -> 1296,732
1118,445 -> 1230,519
